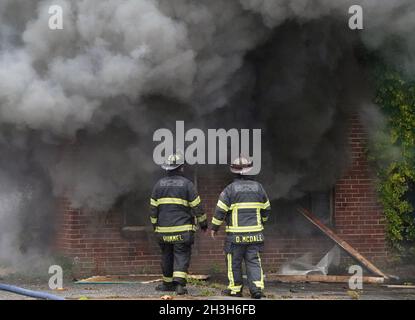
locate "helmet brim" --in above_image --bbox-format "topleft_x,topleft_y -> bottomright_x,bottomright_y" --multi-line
161,163 -> 184,171
230,166 -> 253,175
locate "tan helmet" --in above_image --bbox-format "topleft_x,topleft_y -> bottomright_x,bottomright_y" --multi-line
230,155 -> 253,175
161,152 -> 185,171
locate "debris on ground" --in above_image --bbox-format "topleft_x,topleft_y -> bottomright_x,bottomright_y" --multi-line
346,290 -> 361,300
298,207 -> 389,279
384,284 -> 415,289
1,275 -> 415,300
268,274 -> 385,284
280,246 -> 340,276
75,274 -> 210,285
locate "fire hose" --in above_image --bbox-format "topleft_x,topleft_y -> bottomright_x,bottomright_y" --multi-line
0,283 -> 65,300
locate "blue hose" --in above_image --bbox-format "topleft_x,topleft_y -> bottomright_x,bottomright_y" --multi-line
0,283 -> 65,300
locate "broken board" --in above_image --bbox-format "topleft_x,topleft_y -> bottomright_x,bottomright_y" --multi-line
75,274 -> 210,285
267,274 -> 385,284
297,207 -> 389,279
383,285 -> 415,289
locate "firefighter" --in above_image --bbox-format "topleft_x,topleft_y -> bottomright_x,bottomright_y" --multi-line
210,156 -> 271,299
150,153 -> 207,295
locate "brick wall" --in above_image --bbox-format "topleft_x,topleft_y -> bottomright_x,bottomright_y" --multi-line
56,115 -> 387,277
191,169 -> 333,274
333,115 -> 387,264
56,172 -> 332,277
56,199 -> 160,276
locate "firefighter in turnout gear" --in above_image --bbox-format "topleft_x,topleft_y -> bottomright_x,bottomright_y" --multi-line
211,156 -> 271,299
150,153 -> 207,295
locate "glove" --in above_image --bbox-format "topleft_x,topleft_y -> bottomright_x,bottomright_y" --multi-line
200,222 -> 208,231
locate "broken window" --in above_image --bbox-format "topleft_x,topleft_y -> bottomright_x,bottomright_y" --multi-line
266,189 -> 334,236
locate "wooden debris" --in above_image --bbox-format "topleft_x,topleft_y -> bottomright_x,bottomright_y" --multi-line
141,279 -> 162,284
347,290 -> 361,300
297,207 -> 389,279
189,274 -> 210,281
76,274 -> 210,284
267,274 -> 385,284
383,285 -> 415,289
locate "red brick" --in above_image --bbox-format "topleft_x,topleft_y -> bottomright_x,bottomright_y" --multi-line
55,115 -> 388,276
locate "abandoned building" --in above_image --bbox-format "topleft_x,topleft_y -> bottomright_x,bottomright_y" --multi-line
55,114 -> 387,277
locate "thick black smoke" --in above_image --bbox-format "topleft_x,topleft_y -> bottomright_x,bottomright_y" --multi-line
0,0 -> 414,266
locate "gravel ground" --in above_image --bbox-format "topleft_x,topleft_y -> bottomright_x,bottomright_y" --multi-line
1,277 -> 415,300
266,281 -> 415,300
0,283 -> 212,300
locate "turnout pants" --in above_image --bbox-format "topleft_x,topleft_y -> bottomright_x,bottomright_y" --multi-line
159,241 -> 192,286
226,243 -> 264,294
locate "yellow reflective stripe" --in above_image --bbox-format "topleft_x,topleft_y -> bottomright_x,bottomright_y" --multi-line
232,207 -> 238,227
229,285 -> 243,293
156,198 -> 189,206
155,225 -> 196,233
253,281 -> 264,289
212,217 -> 224,226
227,254 -> 234,291
253,253 -> 264,289
217,200 -> 230,212
227,254 -> 242,293
226,202 -> 270,230
150,216 -> 158,224
173,271 -> 187,279
163,276 -> 173,283
229,202 -> 269,210
263,200 -> 270,209
189,196 -> 201,207
197,214 -> 207,223
256,208 -> 261,227
225,225 -> 264,233
262,216 -> 269,222
150,198 -> 158,206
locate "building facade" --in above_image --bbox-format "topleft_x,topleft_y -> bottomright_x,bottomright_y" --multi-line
55,115 -> 387,277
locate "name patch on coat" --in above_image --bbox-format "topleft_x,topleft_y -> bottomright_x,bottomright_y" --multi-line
160,179 -> 185,187
235,234 -> 264,243
234,184 -> 259,192
162,235 -> 184,242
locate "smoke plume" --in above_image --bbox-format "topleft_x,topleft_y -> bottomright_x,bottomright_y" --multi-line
0,0 -> 414,266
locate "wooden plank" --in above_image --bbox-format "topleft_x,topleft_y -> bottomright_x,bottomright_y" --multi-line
383,285 -> 415,289
267,274 -> 385,284
76,274 -> 210,284
297,207 -> 389,279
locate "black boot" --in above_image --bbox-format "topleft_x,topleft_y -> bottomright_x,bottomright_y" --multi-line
155,282 -> 176,292
251,291 -> 264,299
222,289 -> 243,297
175,284 -> 188,295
